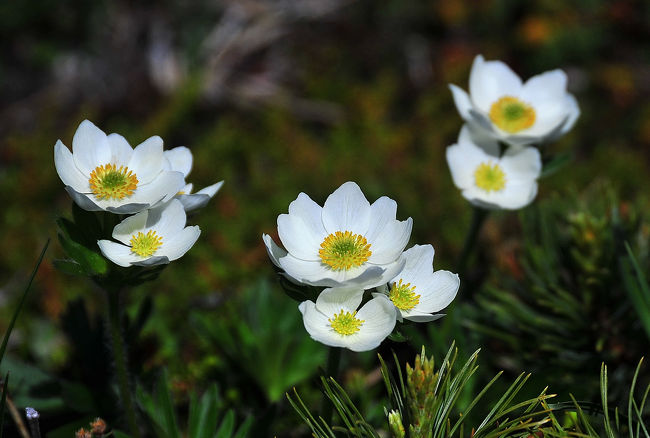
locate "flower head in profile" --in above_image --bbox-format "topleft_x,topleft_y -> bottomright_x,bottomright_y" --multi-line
97,199 -> 200,267
54,120 -> 185,214
446,126 -> 542,210
164,146 -> 224,212
449,55 -> 580,147
298,287 -> 396,352
263,181 -> 412,288
378,244 -> 459,322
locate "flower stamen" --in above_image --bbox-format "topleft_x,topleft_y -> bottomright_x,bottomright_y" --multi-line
489,96 -> 536,133
89,164 -> 138,200
329,310 -> 364,336
319,231 -> 372,271
474,161 -> 506,193
389,279 -> 421,311
129,230 -> 163,258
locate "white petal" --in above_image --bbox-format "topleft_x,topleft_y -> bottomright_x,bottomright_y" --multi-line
55,141 -> 89,192
164,146 -> 193,177
549,94 -> 580,141
177,193 -> 211,212
459,124 -> 501,157
288,192 -> 327,240
299,301 -> 349,349
262,234 -> 287,268
275,254 -> 335,286
112,209 -> 149,244
72,120 -> 111,175
402,313 -> 445,323
130,171 -> 185,207
145,199 -> 187,238
348,296 -> 396,352
196,181 -> 223,197
365,197 -> 411,264
278,213 -> 324,261
105,202 -> 152,214
446,138 -> 489,190
107,133 -> 133,165
315,287 -> 365,316
520,69 -> 568,105
160,225 -> 200,261
321,182 -> 371,235
97,240 -> 140,267
393,244 -> 434,286
128,136 -> 164,183
500,147 -> 542,183
131,255 -> 170,267
469,55 -> 523,111
65,187 -> 103,212
413,270 -> 460,313
449,84 -> 472,120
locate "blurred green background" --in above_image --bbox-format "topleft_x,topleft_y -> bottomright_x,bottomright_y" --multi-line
1,0 -> 649,435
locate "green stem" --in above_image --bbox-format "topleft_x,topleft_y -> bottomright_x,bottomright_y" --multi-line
457,206 -> 489,276
322,347 -> 342,425
106,288 -> 141,438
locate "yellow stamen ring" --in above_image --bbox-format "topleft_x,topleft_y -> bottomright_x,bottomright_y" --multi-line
389,279 -> 421,311
474,162 -> 507,193
89,163 -> 138,200
489,96 -> 536,133
129,230 -> 163,258
319,231 -> 372,271
329,310 -> 364,336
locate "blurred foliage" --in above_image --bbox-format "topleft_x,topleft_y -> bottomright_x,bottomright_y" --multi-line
1,0 -> 650,436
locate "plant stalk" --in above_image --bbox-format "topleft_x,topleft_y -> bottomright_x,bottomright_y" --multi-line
457,206 -> 489,278
106,288 -> 141,438
322,347 -> 342,425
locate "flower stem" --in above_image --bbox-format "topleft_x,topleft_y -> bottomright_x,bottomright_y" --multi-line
105,288 -> 141,438
322,347 -> 342,425
457,206 -> 489,278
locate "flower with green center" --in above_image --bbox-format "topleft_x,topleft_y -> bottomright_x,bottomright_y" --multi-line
263,181 -> 412,288
54,120 -> 185,214
299,287 -> 396,352
377,245 -> 459,322
98,199 -> 200,267
446,125 -> 542,210
164,146 -> 224,212
449,54 -> 580,147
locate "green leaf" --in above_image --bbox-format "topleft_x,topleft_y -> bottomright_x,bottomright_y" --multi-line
53,259 -> 86,276
0,373 -> 9,438
215,410 -> 235,438
188,384 -> 220,438
57,232 -> 108,275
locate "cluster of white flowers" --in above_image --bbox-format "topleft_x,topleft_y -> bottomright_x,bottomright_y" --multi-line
447,55 -> 580,210
55,120 -> 222,267
264,182 -> 459,351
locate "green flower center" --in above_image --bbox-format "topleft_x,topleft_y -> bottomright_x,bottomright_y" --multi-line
319,231 -> 372,271
489,96 -> 536,133
89,164 -> 138,200
129,230 -> 163,258
474,161 -> 507,193
329,310 -> 364,336
389,279 -> 421,311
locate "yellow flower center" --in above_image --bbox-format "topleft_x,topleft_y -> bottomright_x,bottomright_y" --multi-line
89,164 -> 138,200
389,279 -> 421,311
489,96 -> 536,133
329,310 -> 364,336
474,161 -> 506,193
319,231 -> 372,271
129,230 -> 163,258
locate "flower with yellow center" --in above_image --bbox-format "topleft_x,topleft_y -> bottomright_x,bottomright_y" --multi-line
449,54 -> 580,147
299,287 -> 396,352
164,146 -> 224,212
377,245 -> 459,323
263,181 -> 412,288
54,120 -> 185,214
98,199 -> 200,267
446,125 -> 542,210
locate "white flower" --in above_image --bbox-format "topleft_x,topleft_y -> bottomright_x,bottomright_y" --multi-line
298,287 -> 397,352
263,181 -> 412,288
97,199 -> 200,267
54,120 -> 185,214
377,244 -> 459,322
446,125 -> 542,210
164,146 -> 224,212
449,55 -> 580,147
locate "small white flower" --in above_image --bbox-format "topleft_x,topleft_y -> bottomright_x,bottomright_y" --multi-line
54,120 -> 185,214
298,287 -> 397,352
449,54 -> 580,147
377,244 -> 459,322
263,181 -> 412,288
164,146 -> 224,212
97,199 -> 200,267
446,125 -> 542,210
